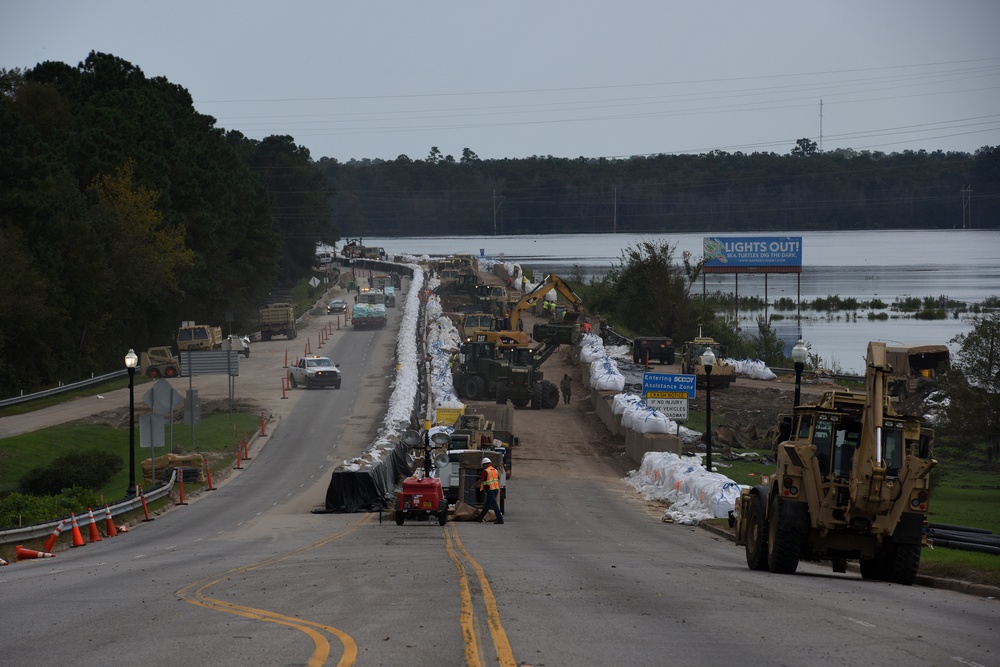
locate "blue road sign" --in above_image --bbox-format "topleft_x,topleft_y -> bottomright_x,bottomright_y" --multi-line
642,373 -> 697,399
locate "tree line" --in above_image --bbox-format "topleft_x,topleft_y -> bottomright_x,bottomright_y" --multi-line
2,51 -> 998,398
0,53 -> 338,395
321,141 -> 999,236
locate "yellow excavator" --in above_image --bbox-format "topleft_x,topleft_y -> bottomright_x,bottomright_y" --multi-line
508,274 -> 585,334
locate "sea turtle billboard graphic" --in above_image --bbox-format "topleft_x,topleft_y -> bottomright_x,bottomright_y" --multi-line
703,236 -> 802,270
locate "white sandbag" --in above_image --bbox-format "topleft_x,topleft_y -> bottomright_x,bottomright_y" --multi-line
590,358 -> 625,392
748,360 -> 777,380
633,409 -> 673,434
579,336 -> 605,363
613,393 -> 642,415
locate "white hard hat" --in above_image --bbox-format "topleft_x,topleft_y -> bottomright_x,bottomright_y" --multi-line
481,458 -> 491,466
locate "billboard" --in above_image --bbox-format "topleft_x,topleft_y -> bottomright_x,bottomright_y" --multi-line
703,236 -> 802,273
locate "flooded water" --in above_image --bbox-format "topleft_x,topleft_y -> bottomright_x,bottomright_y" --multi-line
360,229 -> 999,374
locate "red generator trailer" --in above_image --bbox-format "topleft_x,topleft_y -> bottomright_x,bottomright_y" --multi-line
395,477 -> 448,526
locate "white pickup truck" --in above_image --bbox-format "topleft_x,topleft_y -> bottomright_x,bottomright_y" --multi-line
221,334 -> 251,358
288,355 -> 342,389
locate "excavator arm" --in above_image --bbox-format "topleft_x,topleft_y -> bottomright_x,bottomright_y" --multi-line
847,341 -> 893,522
508,274 -> 585,332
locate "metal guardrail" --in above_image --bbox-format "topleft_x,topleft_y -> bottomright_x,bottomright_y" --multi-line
0,470 -> 177,545
0,370 -> 128,409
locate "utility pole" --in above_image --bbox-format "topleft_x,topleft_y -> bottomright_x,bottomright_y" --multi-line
961,185 -> 972,229
819,99 -> 823,153
492,190 -> 504,236
613,185 -> 617,233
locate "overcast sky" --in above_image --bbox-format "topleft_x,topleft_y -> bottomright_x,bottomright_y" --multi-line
4,1 -> 999,162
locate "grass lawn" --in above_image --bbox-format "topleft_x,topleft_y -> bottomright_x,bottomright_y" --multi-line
1,411 -> 262,504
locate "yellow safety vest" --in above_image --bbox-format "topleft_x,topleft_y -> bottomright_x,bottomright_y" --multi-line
483,466 -> 500,491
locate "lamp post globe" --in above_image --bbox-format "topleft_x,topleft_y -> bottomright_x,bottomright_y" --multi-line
792,339 -> 809,408
701,347 -> 716,473
125,349 -> 139,498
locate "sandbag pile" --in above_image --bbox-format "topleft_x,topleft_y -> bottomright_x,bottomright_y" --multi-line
728,358 -> 777,380
626,451 -> 743,525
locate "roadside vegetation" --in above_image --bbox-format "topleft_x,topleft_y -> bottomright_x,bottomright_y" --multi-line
0,401 -> 260,529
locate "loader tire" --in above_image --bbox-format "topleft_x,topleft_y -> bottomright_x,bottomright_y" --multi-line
540,380 -> 560,409
495,388 -> 508,405
767,494 -> 800,574
148,368 -> 162,379
530,382 -> 544,409
744,494 -> 770,571
511,396 -> 530,408
464,376 -> 485,401
885,541 -> 921,585
165,366 -> 179,378
860,553 -> 888,581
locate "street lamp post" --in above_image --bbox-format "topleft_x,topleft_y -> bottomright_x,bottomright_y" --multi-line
701,347 -> 716,473
125,349 -> 138,498
792,339 -> 809,408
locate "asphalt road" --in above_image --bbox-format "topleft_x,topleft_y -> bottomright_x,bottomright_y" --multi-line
2,282 -> 998,667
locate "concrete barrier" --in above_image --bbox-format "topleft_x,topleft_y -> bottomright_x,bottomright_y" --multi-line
625,429 -> 681,465
579,350 -> 681,465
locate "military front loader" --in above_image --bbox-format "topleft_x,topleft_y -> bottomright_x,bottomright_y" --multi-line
680,336 -> 735,388
453,323 -> 571,409
732,341 -> 936,584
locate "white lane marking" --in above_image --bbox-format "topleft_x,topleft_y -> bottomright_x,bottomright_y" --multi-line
848,617 -> 876,628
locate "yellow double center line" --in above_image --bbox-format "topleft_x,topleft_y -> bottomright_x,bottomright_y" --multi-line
176,515 -> 516,666
444,523 -> 516,667
176,514 -> 373,667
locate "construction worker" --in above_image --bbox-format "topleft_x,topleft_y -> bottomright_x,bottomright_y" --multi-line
560,373 -> 572,405
474,458 -> 504,524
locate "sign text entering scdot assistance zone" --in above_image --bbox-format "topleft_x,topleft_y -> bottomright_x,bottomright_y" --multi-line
642,373 -> 696,399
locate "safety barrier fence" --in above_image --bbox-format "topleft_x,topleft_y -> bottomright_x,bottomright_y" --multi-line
0,470 -> 177,546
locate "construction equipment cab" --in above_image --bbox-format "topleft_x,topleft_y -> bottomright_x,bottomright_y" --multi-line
733,341 -> 936,584
680,336 -> 735,388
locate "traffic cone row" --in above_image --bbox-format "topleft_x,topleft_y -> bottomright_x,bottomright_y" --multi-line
104,505 -> 118,537
16,545 -> 55,560
43,519 -> 67,553
70,512 -> 86,547
86,508 -> 102,542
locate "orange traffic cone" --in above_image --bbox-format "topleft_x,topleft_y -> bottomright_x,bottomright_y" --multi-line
15,545 -> 56,561
86,508 -> 102,542
69,512 -> 86,547
43,519 -> 68,553
103,505 -> 118,537
204,460 -> 216,491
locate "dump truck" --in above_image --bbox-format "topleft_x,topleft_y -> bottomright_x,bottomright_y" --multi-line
632,336 -> 675,365
885,344 -> 950,399
176,323 -> 223,351
352,302 -> 387,329
140,347 -> 181,378
732,341 -> 936,584
680,336 -> 735,388
259,303 -> 297,341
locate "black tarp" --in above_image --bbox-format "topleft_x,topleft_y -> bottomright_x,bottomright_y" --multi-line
323,441 -> 413,512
